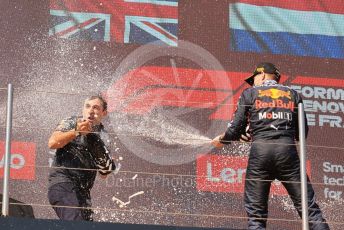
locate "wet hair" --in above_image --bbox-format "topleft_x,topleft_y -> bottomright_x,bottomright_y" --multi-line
85,95 -> 108,111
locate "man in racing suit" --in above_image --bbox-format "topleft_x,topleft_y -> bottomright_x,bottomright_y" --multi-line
212,63 -> 329,230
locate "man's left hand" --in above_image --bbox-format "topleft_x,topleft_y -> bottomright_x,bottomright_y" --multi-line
212,134 -> 225,149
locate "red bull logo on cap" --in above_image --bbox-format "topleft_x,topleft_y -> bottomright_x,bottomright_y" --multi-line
256,67 -> 264,72
258,89 -> 291,99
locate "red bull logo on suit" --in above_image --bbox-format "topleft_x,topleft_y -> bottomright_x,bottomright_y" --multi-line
258,89 -> 291,99
255,99 -> 295,111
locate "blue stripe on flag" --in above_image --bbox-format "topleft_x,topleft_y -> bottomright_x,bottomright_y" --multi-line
230,29 -> 344,59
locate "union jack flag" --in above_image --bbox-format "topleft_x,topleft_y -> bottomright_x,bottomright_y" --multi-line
49,0 -> 178,46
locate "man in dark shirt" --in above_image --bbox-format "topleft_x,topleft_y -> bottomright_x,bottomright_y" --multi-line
48,96 -> 115,221
212,63 -> 329,230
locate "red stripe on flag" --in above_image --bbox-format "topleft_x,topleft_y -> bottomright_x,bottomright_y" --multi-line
102,1 -> 125,42
235,0 -> 344,14
55,18 -> 98,37
142,21 -> 177,43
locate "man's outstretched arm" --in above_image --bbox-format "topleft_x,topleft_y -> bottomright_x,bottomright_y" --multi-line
212,90 -> 251,148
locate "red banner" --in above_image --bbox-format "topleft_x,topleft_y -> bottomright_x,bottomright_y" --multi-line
0,141 -> 36,180
197,154 -> 311,196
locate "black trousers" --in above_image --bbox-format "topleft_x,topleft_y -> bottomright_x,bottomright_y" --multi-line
244,138 -> 329,230
48,182 -> 93,221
